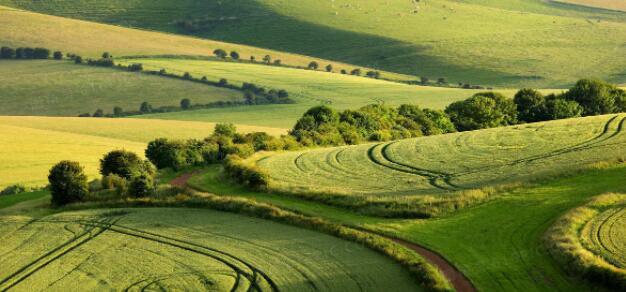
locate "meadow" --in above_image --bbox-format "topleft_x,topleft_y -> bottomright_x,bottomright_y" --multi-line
254,114 -> 626,210
0,60 -> 242,116
0,116 -> 286,188
3,0 -> 626,87
554,0 -> 626,12
0,208 -> 420,291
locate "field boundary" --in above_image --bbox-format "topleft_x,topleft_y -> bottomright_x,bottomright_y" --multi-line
544,193 -> 626,290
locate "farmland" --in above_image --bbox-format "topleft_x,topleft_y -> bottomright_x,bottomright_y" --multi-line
553,0 -> 626,12
580,196 -> 626,268
0,60 -> 242,116
0,116 -> 286,188
2,0 -> 626,87
0,208 -> 419,291
254,114 -> 626,209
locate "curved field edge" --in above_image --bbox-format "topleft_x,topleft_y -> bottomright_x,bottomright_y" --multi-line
62,191 -> 453,292
544,193 -> 626,289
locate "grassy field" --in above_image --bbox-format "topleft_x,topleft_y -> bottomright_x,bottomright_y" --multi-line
0,207 -> 420,291
3,0 -> 626,87
190,159 -> 626,291
0,5 -> 407,81
254,114 -> 626,206
554,0 -> 626,12
131,58 -> 548,128
580,196 -> 626,268
0,116 -> 286,188
0,60 -> 242,116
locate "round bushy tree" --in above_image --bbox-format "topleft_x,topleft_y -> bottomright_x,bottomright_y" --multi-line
180,98 -> 192,109
213,49 -> 227,58
53,51 -> 63,60
129,174 -> 154,198
48,161 -> 88,206
230,51 -> 240,60
100,150 -> 151,180
564,79 -> 624,115
308,61 -> 319,70
445,92 -> 518,131
514,88 -> 545,122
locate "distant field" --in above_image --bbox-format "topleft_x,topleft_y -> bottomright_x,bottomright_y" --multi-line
131,58 -> 549,128
256,114 -> 626,199
0,208 -> 419,291
3,0 -> 626,87
0,116 -> 286,188
0,5 -> 408,81
554,0 -> 626,12
0,60 -> 241,116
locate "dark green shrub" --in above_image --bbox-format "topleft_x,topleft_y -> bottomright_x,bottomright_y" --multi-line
514,88 -> 545,123
129,174 -> 154,198
230,51 -> 240,60
48,161 -> 88,206
0,184 -> 28,196
100,150 -> 154,180
540,95 -> 583,120
214,123 -> 237,137
140,101 -> 152,113
213,49 -> 227,58
308,61 -> 319,70
326,64 -> 333,72
33,48 -> 50,59
564,79 -> 626,115
101,174 -> 128,196
0,46 -> 15,59
180,98 -> 192,109
113,106 -> 124,116
445,92 -> 518,131
53,51 -> 63,60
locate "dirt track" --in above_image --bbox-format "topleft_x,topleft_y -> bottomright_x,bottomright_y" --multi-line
170,173 -> 476,292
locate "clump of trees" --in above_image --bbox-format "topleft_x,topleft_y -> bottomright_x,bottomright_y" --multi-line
146,124 -> 300,170
0,46 -> 52,59
290,104 -> 455,146
0,184 -> 29,196
445,79 -> 626,131
98,150 -> 157,197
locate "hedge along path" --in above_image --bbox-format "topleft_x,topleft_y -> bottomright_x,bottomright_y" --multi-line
0,208 -> 422,291
545,193 -> 626,290
256,114 -> 626,202
171,173 -> 474,292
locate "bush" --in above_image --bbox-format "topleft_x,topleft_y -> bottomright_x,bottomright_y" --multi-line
308,61 -> 319,70
514,88 -> 545,123
325,64 -> 333,72
230,51 -> 240,60
263,55 -> 271,64
218,78 -> 228,86
33,48 -> 50,59
100,150 -> 154,180
366,71 -> 381,79
128,63 -> 143,72
129,174 -> 155,197
214,123 -> 237,137
113,106 -> 124,116
445,92 -> 518,131
93,109 -> 104,117
101,174 -> 128,196
180,98 -> 192,109
140,101 -> 153,113
420,77 -> 429,84
53,51 -> 63,60
74,56 -> 83,64
0,184 -> 28,196
213,49 -> 227,58
223,155 -> 269,189
273,59 -> 282,65
48,161 -> 88,206
540,95 -> 583,120
351,68 -> 362,76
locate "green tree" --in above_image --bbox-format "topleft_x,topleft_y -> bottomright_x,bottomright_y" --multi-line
100,150 -> 153,180
140,101 -> 152,113
326,64 -> 333,72
93,109 -> 104,117
214,123 -> 237,137
213,49 -> 227,58
53,51 -> 63,60
230,51 -> 240,60
113,106 -> 124,116
263,55 -> 272,64
564,79 -> 624,115
445,92 -> 518,131
514,88 -> 545,123
129,174 -> 154,197
308,61 -> 319,70
48,161 -> 88,206
539,95 -> 583,120
0,47 -> 15,59
180,98 -> 192,109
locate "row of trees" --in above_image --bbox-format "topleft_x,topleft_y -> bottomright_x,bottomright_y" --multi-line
1,46 -> 63,60
48,150 -> 156,206
445,79 -> 626,131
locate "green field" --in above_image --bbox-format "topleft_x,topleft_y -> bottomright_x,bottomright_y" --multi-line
0,207 -> 419,291
254,114 -> 626,205
0,5 -> 405,80
3,0 -> 626,87
581,197 -> 626,268
0,116 -> 286,188
0,60 -> 242,116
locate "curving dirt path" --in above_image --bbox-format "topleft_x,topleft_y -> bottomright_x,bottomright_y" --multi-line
169,172 -> 476,292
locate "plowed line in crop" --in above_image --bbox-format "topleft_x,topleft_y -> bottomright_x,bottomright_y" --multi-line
0,218 -> 116,291
594,208 -> 624,267
73,220 -> 280,292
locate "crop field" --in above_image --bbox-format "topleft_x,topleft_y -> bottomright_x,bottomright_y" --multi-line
0,60 -> 242,116
580,199 -> 626,268
2,0 -> 626,87
256,114 -> 626,197
553,0 -> 626,12
0,5 -> 405,80
0,116 -> 286,188
0,208 -> 419,291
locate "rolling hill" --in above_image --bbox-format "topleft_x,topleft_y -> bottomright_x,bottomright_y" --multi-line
0,116 -> 286,188
2,0 -> 626,87
554,0 -> 626,12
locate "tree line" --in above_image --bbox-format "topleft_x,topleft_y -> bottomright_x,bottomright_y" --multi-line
1,46 -> 64,60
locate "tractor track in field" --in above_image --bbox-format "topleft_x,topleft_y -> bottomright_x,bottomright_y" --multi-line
170,173 -> 476,292
0,217 -> 117,291
3,215 -> 279,292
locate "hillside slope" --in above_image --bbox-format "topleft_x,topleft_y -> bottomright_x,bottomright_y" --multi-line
2,0 -> 626,87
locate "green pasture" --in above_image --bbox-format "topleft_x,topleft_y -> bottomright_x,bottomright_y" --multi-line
0,208 -> 419,291
581,198 -> 626,268
3,0 -> 626,87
